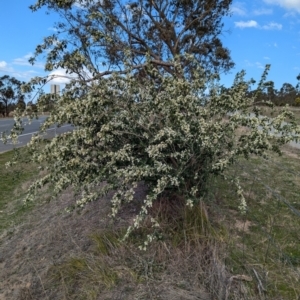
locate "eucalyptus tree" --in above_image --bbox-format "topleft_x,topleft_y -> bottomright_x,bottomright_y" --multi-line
29,0 -> 234,85
263,81 -> 277,103
0,75 -> 25,116
278,83 -> 296,106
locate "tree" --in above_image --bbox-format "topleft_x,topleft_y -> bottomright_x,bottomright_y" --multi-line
0,101 -> 4,117
263,80 -> 277,103
27,101 -> 38,113
9,2 -> 300,245
278,82 -> 296,106
0,75 -> 25,117
295,73 -> 300,96
17,95 -> 26,112
11,60 -> 300,246
295,97 -> 300,106
29,0 -> 234,83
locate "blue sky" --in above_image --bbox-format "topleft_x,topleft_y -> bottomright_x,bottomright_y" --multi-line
1,0 -> 300,94
221,0 -> 300,90
0,1 -> 62,86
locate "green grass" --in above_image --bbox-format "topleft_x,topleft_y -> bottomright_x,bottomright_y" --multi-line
0,148 -> 38,235
208,147 -> 300,299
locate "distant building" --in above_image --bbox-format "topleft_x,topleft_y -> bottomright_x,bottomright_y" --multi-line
51,84 -> 60,95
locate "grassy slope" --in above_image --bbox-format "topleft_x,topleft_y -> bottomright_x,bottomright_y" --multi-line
254,105 -> 300,124
0,149 -> 37,235
0,144 -> 299,299
43,147 -> 300,300
210,146 -> 300,299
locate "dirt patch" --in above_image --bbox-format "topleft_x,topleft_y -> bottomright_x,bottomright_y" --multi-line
234,220 -> 252,232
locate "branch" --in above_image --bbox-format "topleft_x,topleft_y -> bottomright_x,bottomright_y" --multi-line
41,60 -> 176,85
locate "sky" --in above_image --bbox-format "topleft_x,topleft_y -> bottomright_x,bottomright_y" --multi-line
1,0 -> 300,97
0,1 -> 62,87
221,0 -> 300,89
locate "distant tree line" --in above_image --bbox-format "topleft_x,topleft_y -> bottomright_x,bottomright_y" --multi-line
246,75 -> 300,107
0,75 -> 56,117
2,72 -> 300,118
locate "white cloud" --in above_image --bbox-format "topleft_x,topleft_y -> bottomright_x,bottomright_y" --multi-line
12,70 -> 40,80
48,66 -> 94,84
0,55 -> 45,81
73,1 -> 84,8
244,60 -> 265,69
264,56 -> 270,59
12,53 -> 44,68
0,67 -> 40,81
48,27 -> 58,32
48,69 -> 77,84
230,2 -> 247,15
253,8 -> 273,15
255,62 -> 264,69
73,0 -> 98,8
0,61 -> 15,75
231,7 -> 246,15
0,61 -> 8,69
261,22 -> 283,30
264,0 -> 300,12
235,20 -> 282,30
283,11 -> 296,17
244,60 -> 254,67
235,20 -> 258,28
265,42 -> 279,47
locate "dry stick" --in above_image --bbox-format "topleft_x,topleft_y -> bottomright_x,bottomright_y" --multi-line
240,171 -> 257,295
225,274 -> 253,300
253,268 -> 267,296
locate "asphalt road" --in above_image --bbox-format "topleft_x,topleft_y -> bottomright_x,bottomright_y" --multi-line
0,116 -> 73,153
1,113 -> 300,153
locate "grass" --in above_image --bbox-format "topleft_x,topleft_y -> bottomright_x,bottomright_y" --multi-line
47,197 -> 226,299
0,148 -> 38,235
208,146 -> 300,299
253,105 -> 300,124
44,146 -> 300,299
0,137 -> 300,299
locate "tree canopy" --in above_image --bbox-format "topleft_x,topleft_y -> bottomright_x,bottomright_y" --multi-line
0,75 -> 25,116
29,0 -> 234,83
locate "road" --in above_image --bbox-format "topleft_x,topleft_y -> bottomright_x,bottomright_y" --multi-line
1,113 -> 300,154
0,116 -> 73,153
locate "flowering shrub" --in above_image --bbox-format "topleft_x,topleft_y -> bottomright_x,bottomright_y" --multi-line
4,60 -> 300,246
